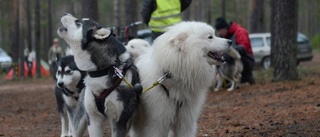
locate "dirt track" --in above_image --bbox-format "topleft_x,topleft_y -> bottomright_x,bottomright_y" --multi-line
1,52 -> 320,137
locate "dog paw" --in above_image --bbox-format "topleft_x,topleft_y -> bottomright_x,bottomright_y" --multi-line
60,134 -> 72,137
214,88 -> 220,92
227,88 -> 234,91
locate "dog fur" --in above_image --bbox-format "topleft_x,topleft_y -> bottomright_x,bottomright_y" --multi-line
125,38 -> 151,63
57,14 -> 141,137
130,21 -> 231,137
54,55 -> 86,137
214,47 -> 243,91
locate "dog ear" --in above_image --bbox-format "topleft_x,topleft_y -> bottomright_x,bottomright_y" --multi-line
169,33 -> 188,49
93,28 -> 111,40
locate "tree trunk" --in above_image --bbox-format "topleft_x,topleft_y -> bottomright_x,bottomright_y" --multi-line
114,0 -> 121,26
233,0 -> 238,22
82,0 -> 99,21
221,0 -> 226,18
250,0 -> 265,33
206,0 -> 212,24
26,0 -> 32,77
19,0 -> 26,79
35,0 -> 41,78
47,0 -> 53,60
182,3 -> 191,21
113,0 -> 121,37
198,0 -> 204,21
124,0 -> 138,42
193,0 -> 198,20
11,0 -> 19,64
10,0 -> 19,79
270,0 -> 299,81
68,0 -> 76,15
26,0 -> 32,51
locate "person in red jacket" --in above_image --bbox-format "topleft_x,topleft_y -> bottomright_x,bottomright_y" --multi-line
215,17 -> 255,84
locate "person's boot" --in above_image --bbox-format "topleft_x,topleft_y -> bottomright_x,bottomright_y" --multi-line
241,74 -> 255,85
247,76 -> 255,85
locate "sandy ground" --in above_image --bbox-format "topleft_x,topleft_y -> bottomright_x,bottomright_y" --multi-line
0,52 -> 320,137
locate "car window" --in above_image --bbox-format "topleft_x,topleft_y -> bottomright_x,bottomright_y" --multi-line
250,37 -> 264,48
0,48 -> 5,56
266,37 -> 271,46
0,48 -> 10,57
297,34 -> 309,44
266,34 -> 309,46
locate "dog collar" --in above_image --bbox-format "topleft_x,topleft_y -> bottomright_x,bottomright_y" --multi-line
88,66 -> 113,78
62,88 -> 80,100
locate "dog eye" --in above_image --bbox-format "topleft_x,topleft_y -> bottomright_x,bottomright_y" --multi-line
65,70 -> 72,74
131,46 -> 134,48
75,20 -> 82,27
57,70 -> 61,75
208,36 -> 213,39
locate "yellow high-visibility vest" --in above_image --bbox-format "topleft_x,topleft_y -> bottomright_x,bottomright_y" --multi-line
149,0 -> 182,32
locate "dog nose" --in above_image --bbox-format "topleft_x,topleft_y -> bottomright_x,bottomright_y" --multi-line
58,82 -> 64,88
227,40 -> 232,46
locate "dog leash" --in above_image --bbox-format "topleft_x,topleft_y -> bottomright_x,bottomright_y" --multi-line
114,66 -> 171,93
142,72 -> 171,93
114,66 -> 134,89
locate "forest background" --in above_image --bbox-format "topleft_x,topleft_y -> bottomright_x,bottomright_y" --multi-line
1,0 -> 320,79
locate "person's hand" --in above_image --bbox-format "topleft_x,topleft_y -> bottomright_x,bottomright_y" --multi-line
48,60 -> 52,65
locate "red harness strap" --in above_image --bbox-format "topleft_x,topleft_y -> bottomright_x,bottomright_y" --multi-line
93,68 -> 127,115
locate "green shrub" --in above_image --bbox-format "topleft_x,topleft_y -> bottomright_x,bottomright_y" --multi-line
253,68 -> 273,84
311,34 -> 320,51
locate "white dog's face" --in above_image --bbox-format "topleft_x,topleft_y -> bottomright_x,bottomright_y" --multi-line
126,39 -> 151,60
159,21 -> 231,65
199,30 -> 231,65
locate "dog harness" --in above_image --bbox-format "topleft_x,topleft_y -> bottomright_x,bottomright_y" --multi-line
61,82 -> 85,101
91,66 -> 126,116
89,59 -> 141,115
142,72 -> 172,93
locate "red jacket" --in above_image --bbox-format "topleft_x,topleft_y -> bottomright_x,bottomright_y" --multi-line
226,22 -> 253,55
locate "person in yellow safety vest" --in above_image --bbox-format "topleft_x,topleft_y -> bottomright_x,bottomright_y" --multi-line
141,0 -> 192,42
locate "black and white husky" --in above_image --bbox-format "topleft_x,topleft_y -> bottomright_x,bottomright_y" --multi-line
54,55 -> 86,137
214,47 -> 243,91
57,13 -> 141,137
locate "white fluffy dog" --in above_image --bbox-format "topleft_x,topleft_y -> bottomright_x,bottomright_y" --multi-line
125,38 -> 151,63
130,21 -> 231,137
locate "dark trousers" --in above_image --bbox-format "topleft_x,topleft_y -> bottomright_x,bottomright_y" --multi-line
235,46 -> 255,84
240,54 -> 255,84
151,31 -> 164,42
225,46 -> 255,84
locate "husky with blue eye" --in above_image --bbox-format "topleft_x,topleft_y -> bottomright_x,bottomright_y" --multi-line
54,55 -> 87,137
57,14 -> 142,137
